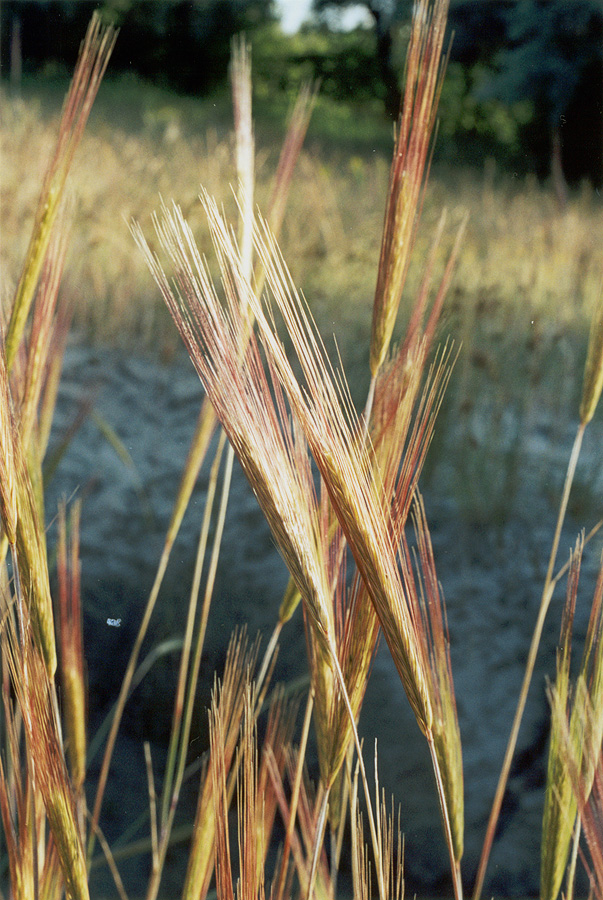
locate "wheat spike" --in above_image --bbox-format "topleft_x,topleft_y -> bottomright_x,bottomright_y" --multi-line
5,13 -> 116,371
580,277 -> 603,426
370,0 -> 450,376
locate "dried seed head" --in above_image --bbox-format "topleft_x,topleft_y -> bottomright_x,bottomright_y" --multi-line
182,632 -> 258,900
580,278 -> 603,425
5,13 -> 116,370
6,627 -> 89,899
370,0 -> 449,376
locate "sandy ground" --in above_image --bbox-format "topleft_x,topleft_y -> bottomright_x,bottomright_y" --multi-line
44,338 -> 603,897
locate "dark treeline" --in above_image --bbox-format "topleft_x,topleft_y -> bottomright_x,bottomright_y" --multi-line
0,0 -> 273,93
446,0 -> 603,188
1,0 -> 602,188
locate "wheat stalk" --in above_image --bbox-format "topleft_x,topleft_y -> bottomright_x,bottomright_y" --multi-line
5,12 -> 116,371
370,0 -> 449,378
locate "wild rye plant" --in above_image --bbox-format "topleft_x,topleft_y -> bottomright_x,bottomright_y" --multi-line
3,3 -> 603,900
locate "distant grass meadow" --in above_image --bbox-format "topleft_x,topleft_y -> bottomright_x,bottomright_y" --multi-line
3,72 -> 602,373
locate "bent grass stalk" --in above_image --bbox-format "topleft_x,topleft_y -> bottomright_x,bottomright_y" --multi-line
90,67 -> 314,862
140,167 -> 464,895
473,276 -> 603,899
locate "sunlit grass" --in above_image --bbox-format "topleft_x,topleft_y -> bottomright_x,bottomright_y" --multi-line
3,74 -> 602,374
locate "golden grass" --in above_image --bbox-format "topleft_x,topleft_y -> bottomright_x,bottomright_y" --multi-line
4,3 -> 603,900
2,83 -> 603,368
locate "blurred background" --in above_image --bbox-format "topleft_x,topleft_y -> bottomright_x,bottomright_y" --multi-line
2,0 -> 602,185
3,2 -> 603,896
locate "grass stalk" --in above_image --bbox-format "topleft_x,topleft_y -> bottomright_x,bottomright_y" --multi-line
273,687 -> 315,900
158,429 -> 227,831
146,435 -> 233,900
144,742 -> 159,876
325,638 -> 386,900
5,13 -> 116,372
473,421 -> 585,899
88,816 -> 130,900
566,817 -> 581,900
306,785 -> 331,900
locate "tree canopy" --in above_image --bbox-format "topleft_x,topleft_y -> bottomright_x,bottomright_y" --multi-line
0,0 -> 275,93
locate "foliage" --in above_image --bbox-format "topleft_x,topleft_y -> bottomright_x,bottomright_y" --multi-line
252,22 -> 385,103
477,0 -> 603,123
0,0 -> 274,93
460,0 -> 603,183
438,61 -> 533,162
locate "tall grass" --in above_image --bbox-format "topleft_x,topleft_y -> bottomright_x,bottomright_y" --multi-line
2,3 -> 603,900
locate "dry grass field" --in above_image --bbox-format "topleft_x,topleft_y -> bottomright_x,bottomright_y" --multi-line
3,74 -> 602,373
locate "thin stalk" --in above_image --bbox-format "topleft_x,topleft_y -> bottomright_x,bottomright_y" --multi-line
566,815 -> 581,900
88,543 -> 171,859
30,750 -> 39,900
306,785 -> 330,900
362,374 -> 378,444
146,436 -> 233,900
427,734 -> 463,900
473,421 -> 586,899
334,749 -> 353,873
256,620 -> 283,698
274,687 -> 315,900
144,743 -> 158,875
159,431 -> 226,828
326,639 -> 385,900
88,816 -> 130,900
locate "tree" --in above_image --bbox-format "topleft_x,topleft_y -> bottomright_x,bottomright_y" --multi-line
453,0 -> 603,190
312,0 -> 414,116
0,1 -> 276,94
312,0 -> 603,188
